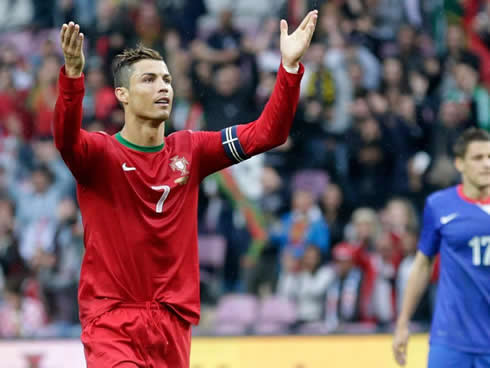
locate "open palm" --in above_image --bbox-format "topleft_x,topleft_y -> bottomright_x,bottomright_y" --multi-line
280,10 -> 318,70
60,21 -> 85,77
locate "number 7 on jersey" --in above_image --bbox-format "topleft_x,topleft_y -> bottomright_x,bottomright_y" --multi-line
151,185 -> 170,213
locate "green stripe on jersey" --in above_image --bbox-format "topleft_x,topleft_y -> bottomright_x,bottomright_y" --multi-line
115,132 -> 164,152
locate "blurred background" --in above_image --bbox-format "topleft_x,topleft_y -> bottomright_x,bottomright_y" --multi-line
0,0 -> 488,360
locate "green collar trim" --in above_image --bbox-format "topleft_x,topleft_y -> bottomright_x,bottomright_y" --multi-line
115,132 -> 164,153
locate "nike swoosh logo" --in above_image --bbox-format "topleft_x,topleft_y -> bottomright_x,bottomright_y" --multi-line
440,213 -> 458,225
122,162 -> 136,172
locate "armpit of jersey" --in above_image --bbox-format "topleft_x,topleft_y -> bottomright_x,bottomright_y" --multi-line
220,126 -> 249,163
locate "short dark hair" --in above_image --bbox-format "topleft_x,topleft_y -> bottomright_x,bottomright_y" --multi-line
112,45 -> 163,88
453,128 -> 490,158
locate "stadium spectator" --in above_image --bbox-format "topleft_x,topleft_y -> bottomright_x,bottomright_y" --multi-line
371,230 -> 400,326
37,198 -> 82,326
191,55 -> 260,131
395,224 -> 431,324
320,183 -> 350,247
347,115 -> 394,208
0,198 -> 27,282
278,245 -> 334,325
344,207 -> 379,322
448,59 -> 490,131
324,242 -> 363,331
243,166 -> 290,294
270,188 -> 330,261
0,277 -> 46,338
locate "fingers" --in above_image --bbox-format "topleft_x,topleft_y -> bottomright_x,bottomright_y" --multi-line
393,343 -> 407,366
69,23 -> 80,50
61,22 -> 83,53
280,19 -> 288,37
299,10 -> 314,30
395,350 -> 406,366
76,32 -> 84,52
60,23 -> 68,45
62,22 -> 75,49
306,12 -> 318,46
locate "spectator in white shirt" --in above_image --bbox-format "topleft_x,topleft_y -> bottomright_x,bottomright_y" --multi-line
278,245 -> 334,324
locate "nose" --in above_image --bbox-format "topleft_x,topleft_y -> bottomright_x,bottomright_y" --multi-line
156,77 -> 168,93
483,156 -> 490,169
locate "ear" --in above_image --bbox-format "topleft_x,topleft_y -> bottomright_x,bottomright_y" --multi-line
115,87 -> 129,105
454,156 -> 464,173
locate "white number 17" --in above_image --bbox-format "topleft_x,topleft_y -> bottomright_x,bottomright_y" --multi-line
469,236 -> 490,266
151,185 -> 170,213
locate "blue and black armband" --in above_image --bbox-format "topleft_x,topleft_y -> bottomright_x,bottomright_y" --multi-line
220,125 -> 249,163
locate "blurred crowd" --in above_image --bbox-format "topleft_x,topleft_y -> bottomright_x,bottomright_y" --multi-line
0,0 -> 488,337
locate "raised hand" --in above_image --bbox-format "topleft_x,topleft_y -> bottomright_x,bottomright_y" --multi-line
280,10 -> 318,71
60,21 -> 85,78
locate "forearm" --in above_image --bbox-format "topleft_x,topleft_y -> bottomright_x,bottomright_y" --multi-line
238,63 -> 303,156
397,251 -> 432,326
53,66 -> 84,152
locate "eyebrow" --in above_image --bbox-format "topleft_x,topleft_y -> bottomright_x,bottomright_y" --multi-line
140,72 -> 172,79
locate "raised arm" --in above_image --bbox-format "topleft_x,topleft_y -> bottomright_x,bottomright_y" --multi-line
193,11 -> 318,178
239,10 -> 318,153
53,22 -> 85,153
53,22 -> 103,183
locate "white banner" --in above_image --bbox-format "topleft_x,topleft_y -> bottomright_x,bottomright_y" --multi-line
0,340 -> 85,368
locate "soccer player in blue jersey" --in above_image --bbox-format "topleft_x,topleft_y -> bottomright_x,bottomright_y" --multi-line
393,128 -> 490,367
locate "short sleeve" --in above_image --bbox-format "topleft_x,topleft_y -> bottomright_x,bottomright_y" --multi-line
418,200 -> 441,257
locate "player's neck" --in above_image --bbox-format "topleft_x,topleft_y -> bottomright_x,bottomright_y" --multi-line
461,181 -> 490,201
120,119 -> 165,147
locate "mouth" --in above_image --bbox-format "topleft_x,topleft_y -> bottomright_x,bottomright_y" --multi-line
154,97 -> 170,107
479,172 -> 490,180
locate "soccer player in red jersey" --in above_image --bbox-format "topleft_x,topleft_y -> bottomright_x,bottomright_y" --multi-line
54,10 -> 317,368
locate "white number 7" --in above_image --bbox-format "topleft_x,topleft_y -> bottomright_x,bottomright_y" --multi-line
151,185 -> 170,213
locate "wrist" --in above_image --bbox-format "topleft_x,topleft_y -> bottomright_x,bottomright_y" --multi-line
282,61 -> 300,74
64,64 -> 83,78
396,317 -> 409,328
65,69 -> 82,78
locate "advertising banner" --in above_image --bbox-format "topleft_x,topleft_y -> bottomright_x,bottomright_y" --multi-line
0,335 -> 428,368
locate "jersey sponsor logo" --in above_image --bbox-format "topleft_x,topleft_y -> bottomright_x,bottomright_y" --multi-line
440,213 -> 458,225
122,162 -> 136,172
170,155 -> 189,175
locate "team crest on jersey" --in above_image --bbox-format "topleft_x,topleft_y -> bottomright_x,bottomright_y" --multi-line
170,155 -> 189,176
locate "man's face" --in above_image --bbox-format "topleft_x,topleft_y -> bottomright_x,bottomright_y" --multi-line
32,171 -> 50,193
292,190 -> 314,213
215,65 -> 239,96
456,141 -> 490,189
383,58 -> 402,85
455,63 -> 478,92
119,59 -> 174,122
335,259 -> 353,277
447,25 -> 463,51
303,246 -> 321,271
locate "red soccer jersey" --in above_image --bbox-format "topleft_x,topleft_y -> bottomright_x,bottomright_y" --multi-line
53,63 -> 303,328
